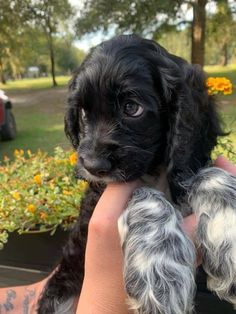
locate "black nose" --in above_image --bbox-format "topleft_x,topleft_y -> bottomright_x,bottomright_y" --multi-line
80,157 -> 112,177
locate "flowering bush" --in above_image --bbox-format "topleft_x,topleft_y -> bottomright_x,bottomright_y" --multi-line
206,77 -> 235,162
0,147 -> 88,249
206,77 -> 233,95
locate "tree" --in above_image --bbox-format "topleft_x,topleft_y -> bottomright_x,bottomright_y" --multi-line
55,37 -> 85,74
191,0 -> 207,65
206,0 -> 236,66
27,0 -> 73,86
75,0 -> 223,66
0,0 -> 28,83
158,28 -> 191,61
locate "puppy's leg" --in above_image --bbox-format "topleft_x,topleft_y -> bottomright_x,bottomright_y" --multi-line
38,184 -> 102,314
189,167 -> 236,305
118,187 -> 196,314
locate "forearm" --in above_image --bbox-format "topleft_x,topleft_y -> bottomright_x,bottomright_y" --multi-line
0,277 -> 47,313
77,276 -> 131,314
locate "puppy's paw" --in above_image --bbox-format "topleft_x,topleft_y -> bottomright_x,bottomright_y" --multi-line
118,187 -> 196,314
189,167 -> 236,305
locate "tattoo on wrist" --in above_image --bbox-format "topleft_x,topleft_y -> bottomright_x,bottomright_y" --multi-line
0,289 -> 16,312
23,288 -> 36,314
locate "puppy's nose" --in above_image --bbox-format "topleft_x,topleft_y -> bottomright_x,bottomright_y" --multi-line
80,157 -> 112,177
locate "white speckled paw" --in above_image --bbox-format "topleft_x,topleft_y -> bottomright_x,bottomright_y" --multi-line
189,167 -> 236,305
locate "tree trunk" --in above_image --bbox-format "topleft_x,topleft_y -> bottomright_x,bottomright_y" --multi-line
221,43 -> 228,66
0,58 -> 6,84
48,32 -> 57,87
191,0 -> 207,66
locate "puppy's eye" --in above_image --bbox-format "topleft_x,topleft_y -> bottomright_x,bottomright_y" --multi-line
123,102 -> 144,117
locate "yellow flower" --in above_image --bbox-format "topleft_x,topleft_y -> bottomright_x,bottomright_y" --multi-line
55,159 -> 63,164
34,174 -> 42,185
12,191 -> 21,201
14,149 -> 24,158
63,190 -> 73,195
78,180 -> 88,192
14,149 -> 20,157
69,152 -> 78,166
27,204 -> 36,213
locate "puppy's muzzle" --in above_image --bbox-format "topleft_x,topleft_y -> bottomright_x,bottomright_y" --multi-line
80,156 -> 112,177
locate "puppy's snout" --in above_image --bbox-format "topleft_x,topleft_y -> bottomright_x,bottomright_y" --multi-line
80,156 -> 112,177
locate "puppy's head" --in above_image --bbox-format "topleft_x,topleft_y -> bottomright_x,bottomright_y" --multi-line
65,34 -> 219,186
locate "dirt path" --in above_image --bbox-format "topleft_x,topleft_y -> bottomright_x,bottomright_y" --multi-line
7,87 -> 68,114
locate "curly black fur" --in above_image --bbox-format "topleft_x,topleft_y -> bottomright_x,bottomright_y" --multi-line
38,34 -> 223,313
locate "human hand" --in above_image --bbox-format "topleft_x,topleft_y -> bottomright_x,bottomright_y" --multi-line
76,180 -> 140,314
182,156 -> 236,265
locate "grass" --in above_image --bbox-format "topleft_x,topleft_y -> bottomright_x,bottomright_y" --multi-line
0,85 -> 70,160
0,67 -> 235,161
0,108 -> 69,160
0,76 -> 70,91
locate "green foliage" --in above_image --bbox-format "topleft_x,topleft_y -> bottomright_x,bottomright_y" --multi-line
76,0 -> 183,37
55,38 -> 85,73
0,0 -> 29,82
0,76 -> 70,90
158,28 -> 191,62
0,0 -> 79,83
213,136 -> 236,163
0,147 -> 87,249
206,0 -> 236,65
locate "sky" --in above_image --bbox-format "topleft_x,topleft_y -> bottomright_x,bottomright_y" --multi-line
68,0 -> 108,52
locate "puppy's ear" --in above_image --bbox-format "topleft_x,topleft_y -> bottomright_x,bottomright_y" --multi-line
64,72 -> 80,149
163,64 -> 223,202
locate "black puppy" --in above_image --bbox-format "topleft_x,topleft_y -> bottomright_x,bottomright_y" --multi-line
38,35 -> 236,314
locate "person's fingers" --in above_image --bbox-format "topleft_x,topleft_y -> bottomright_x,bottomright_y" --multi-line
182,214 -> 202,266
181,214 -> 197,243
90,180 -> 141,228
85,180 -> 140,275
214,155 -> 236,175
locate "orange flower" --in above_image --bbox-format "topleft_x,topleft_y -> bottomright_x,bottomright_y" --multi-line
27,204 -> 36,213
40,212 -> 48,220
34,174 -> 42,185
69,152 -> 78,166
206,77 -> 233,95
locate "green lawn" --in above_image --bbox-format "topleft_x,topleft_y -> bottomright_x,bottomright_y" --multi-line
0,107 -> 69,160
0,76 -> 70,91
0,85 -> 70,160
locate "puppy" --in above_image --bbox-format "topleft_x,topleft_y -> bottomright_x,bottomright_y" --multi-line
38,34 -> 236,314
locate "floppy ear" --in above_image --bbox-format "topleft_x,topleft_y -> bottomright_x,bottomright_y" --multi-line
162,63 -> 223,202
64,71 -> 81,149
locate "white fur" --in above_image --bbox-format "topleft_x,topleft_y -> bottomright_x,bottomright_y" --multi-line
119,187 -> 196,314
